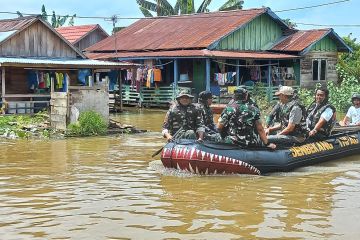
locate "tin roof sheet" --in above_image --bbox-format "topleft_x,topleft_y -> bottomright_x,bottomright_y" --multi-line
271,29 -> 330,52
0,57 -> 135,68
86,8 -> 269,52
86,50 -> 299,60
56,24 -> 108,43
0,16 -> 37,32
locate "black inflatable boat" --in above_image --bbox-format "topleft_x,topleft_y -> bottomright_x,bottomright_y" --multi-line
160,130 -> 360,175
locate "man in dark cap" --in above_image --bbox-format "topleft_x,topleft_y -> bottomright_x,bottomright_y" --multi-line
306,87 -> 336,139
196,90 -> 221,142
162,89 -> 205,142
217,87 -> 276,149
340,93 -> 360,126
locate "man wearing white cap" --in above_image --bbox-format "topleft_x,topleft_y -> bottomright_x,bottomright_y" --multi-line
265,86 -> 306,145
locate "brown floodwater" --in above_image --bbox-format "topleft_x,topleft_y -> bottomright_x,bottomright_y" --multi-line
1,108 -> 360,239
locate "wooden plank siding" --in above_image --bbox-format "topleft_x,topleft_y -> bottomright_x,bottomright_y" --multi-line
216,14 -> 283,51
300,51 -> 338,87
310,35 -> 338,52
74,29 -> 108,51
0,21 -> 76,58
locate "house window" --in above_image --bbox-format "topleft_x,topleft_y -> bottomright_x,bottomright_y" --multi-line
312,59 -> 327,81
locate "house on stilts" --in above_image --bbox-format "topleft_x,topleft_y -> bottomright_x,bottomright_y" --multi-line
0,16 -> 135,129
85,7 -> 352,107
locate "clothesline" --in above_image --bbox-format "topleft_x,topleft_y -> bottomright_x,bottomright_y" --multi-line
140,60 -> 174,68
212,60 -> 280,67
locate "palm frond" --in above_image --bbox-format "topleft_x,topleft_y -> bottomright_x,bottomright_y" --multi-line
197,0 -> 212,13
136,0 -> 175,16
68,14 -> 76,26
139,6 -> 154,17
16,11 -> 23,17
219,0 -> 244,11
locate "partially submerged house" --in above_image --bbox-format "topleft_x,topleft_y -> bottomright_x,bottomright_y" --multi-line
86,8 -> 351,104
0,16 -> 134,129
56,24 -> 109,51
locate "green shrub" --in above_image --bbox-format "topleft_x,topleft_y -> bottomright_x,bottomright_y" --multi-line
327,66 -> 360,113
67,110 -> 107,136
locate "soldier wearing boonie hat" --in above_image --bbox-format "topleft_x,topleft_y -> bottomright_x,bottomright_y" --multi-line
162,89 -> 204,142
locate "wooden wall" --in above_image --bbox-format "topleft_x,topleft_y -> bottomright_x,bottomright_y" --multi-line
75,28 -> 108,51
0,21 -> 77,58
215,14 -> 283,51
300,51 -> 338,88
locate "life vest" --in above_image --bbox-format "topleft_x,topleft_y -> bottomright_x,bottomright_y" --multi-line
306,102 -> 336,136
279,99 -> 306,136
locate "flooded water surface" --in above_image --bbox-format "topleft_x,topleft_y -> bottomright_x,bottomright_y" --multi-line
1,108 -> 360,239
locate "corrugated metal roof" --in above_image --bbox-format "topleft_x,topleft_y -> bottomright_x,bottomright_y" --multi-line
0,57 -> 136,67
271,29 -> 330,52
56,24 -> 108,43
86,50 -> 299,60
86,8 -> 269,52
0,16 -> 37,32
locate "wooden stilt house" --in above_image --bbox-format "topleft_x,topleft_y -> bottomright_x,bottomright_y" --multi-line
0,16 -> 135,129
85,8 -> 352,106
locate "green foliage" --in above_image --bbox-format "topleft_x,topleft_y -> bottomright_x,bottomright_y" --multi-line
282,18 -> 297,29
0,112 -> 50,139
137,0 -> 243,17
327,66 -> 360,113
338,33 -> 360,81
298,87 -> 314,107
251,82 -> 272,115
17,5 -> 75,27
67,111 -> 108,136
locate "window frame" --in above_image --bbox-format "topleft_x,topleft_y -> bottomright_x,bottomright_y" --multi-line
312,58 -> 327,81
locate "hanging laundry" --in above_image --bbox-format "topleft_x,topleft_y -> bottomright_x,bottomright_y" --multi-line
78,69 -> 91,86
153,68 -> 162,82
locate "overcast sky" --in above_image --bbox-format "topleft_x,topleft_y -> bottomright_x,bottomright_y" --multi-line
1,0 -> 359,40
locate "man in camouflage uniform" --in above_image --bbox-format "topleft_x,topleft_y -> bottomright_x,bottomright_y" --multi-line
196,91 -> 222,142
217,87 -> 276,149
162,89 -> 205,141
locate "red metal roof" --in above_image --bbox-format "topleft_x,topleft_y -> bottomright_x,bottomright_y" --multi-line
86,49 -> 299,60
56,24 -> 107,43
86,8 -> 268,52
0,16 -> 37,32
271,29 -> 330,52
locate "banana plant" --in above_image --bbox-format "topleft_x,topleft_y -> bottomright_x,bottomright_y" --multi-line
17,5 -> 75,27
137,0 -> 244,17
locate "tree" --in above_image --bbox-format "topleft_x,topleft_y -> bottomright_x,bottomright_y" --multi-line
136,0 -> 244,17
17,4 -> 76,27
338,33 -> 360,82
282,18 -> 297,29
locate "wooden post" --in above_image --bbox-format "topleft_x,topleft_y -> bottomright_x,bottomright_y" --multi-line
236,59 -> 240,86
267,60 -> 272,102
206,58 -> 210,91
173,59 -> 178,99
1,67 -> 5,102
118,70 -> 122,112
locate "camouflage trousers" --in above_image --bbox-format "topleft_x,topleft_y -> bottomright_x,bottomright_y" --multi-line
223,135 -> 261,146
177,130 -> 197,139
205,132 -> 222,142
